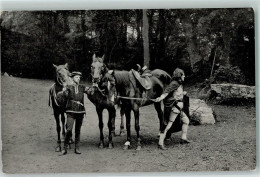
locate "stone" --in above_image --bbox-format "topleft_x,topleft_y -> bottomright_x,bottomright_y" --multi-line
211,84 -> 255,99
3,72 -> 9,77
189,99 -> 215,125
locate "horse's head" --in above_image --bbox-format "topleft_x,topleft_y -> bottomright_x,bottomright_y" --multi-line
53,63 -> 74,87
91,54 -> 107,85
100,70 -> 117,103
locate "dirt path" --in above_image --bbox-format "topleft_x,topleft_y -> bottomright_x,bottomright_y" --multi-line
1,75 -> 256,173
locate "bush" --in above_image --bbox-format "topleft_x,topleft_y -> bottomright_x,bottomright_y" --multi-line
213,66 -> 249,85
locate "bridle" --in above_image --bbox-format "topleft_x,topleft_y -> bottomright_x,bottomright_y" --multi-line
56,75 -> 64,86
91,63 -> 108,96
56,68 -> 71,86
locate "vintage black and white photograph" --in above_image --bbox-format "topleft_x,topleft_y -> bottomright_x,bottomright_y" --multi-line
1,8 -> 256,173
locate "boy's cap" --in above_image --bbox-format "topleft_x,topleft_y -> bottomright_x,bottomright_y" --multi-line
70,71 -> 82,77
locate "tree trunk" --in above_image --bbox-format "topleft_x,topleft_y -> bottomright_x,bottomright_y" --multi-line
220,31 -> 231,66
62,11 -> 70,33
182,18 -> 202,72
158,10 -> 166,60
136,10 -> 142,44
142,9 -> 150,67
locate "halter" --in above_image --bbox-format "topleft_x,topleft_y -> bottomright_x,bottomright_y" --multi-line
91,62 -> 107,83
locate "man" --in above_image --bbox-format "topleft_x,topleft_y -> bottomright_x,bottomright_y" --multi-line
61,71 -> 88,155
155,68 -> 191,150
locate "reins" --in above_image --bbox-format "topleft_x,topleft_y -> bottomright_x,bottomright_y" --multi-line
93,85 -> 106,97
116,95 -> 156,102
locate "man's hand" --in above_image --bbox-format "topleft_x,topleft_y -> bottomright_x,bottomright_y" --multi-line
183,91 -> 187,95
155,97 -> 162,102
154,93 -> 168,102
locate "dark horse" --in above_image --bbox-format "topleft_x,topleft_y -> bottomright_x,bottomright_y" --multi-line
87,54 -> 125,149
48,63 -> 74,152
101,69 -> 171,150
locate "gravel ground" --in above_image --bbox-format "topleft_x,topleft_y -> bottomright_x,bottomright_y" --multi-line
1,75 -> 256,173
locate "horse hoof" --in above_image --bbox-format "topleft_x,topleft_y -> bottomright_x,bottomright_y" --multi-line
136,146 -> 141,151
123,145 -> 130,150
99,143 -> 104,149
108,143 -> 114,149
55,146 -> 61,152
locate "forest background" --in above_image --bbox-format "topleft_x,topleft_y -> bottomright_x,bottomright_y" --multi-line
1,9 -> 255,85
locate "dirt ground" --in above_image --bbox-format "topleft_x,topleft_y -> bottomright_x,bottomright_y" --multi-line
1,75 -> 256,173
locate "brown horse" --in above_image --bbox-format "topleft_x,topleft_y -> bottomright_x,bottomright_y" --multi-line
48,63 -> 74,152
90,54 -> 126,139
85,86 -> 116,149
87,54 -> 127,148
100,69 -> 171,150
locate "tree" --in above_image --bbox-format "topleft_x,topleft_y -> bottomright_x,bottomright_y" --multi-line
142,9 -> 150,67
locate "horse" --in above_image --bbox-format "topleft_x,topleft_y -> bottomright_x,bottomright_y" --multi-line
88,54 -> 127,149
48,63 -> 74,152
100,69 -> 172,150
85,86 -> 117,149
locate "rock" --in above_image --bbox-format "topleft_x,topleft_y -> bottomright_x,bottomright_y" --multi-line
211,84 -> 255,99
189,99 -> 215,125
3,72 -> 10,77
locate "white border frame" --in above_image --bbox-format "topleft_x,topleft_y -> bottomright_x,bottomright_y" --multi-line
0,0 -> 259,177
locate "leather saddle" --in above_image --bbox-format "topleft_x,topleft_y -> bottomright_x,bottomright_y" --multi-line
131,68 -> 152,90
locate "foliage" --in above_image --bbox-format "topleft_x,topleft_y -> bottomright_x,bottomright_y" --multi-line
212,66 -> 249,85
0,9 -> 255,85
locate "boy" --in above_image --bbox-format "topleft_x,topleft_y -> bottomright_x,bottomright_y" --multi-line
61,71 -> 87,155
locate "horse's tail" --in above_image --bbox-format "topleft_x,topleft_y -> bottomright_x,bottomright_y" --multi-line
151,69 -> 171,86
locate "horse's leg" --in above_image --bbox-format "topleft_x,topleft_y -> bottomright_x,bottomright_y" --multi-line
110,106 -> 116,137
133,106 -> 141,151
154,102 -> 164,137
123,107 -> 131,150
96,107 -> 104,148
119,107 -> 125,136
107,107 -> 116,149
60,112 -> 66,142
54,110 -> 61,152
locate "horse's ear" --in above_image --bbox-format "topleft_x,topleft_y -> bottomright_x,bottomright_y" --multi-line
108,70 -> 114,75
92,54 -> 96,61
137,64 -> 141,72
53,64 -> 57,69
101,55 -> 105,63
64,63 -> 69,70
